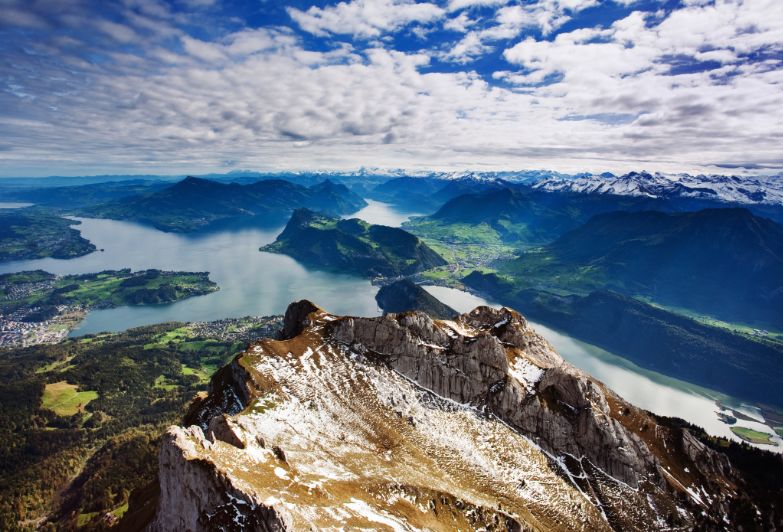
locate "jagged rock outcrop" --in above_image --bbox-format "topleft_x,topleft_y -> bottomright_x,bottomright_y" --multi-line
148,301 -> 782,531
151,425 -> 290,532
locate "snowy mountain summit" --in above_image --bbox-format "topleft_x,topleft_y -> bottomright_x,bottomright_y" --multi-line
533,171 -> 783,206
147,301 -> 776,531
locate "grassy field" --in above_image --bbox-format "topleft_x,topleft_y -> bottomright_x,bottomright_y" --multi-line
41,381 -> 98,416
181,364 -> 212,384
403,219 -> 517,265
143,326 -> 192,349
730,427 -> 774,445
35,355 -> 76,374
153,375 -> 178,391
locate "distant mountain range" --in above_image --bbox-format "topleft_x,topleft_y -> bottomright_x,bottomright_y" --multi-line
82,176 -> 367,232
4,168 -> 781,209
263,209 -> 446,278
410,186 -> 678,245
368,175 -> 509,212
533,171 -> 783,206
0,179 -> 168,209
365,169 -> 783,208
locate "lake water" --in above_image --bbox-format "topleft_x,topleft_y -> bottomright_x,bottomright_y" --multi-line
344,199 -> 424,227
0,219 -> 382,332
423,285 -> 783,451
0,201 -> 431,329
1,200 -> 779,450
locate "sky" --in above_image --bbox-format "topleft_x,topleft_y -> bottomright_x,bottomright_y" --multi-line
0,0 -> 782,177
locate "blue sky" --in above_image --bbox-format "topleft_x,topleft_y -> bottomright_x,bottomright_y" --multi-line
0,0 -> 782,176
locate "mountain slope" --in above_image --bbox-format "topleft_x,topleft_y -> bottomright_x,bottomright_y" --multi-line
83,177 -> 367,232
520,208 -> 783,326
406,186 -> 676,246
368,175 -> 507,213
263,209 -> 446,277
375,279 -> 457,319
141,301 -> 782,531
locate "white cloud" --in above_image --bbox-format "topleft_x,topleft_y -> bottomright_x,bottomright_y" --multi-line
443,12 -> 475,32
447,0 -> 509,12
443,32 -> 492,62
225,28 -> 297,56
441,0 -> 600,63
95,20 -> 139,43
180,35 -> 226,62
287,0 -> 444,38
0,0 -> 782,176
0,7 -> 48,29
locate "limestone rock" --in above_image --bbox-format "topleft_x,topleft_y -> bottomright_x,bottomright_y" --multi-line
147,301 -> 780,531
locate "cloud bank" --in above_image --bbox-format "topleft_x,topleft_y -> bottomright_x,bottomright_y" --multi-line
0,0 -> 781,176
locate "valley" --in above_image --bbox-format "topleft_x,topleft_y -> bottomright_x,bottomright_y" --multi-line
2,196 -> 779,452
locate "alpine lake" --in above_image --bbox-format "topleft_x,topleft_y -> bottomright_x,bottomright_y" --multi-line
1,198 -> 780,451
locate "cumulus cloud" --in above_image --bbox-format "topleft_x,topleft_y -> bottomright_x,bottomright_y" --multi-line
287,0 -> 444,38
441,0 -> 600,62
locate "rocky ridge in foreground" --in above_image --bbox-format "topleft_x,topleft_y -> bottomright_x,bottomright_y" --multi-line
145,301 -> 782,531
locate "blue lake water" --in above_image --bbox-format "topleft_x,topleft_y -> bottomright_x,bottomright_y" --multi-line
0,200 -> 779,450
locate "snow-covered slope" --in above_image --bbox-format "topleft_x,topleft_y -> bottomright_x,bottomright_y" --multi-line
533,171 -> 783,205
147,301 -> 778,531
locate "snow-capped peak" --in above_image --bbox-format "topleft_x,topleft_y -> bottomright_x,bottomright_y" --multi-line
531,171 -> 783,205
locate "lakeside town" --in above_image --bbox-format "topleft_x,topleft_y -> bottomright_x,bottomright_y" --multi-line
0,305 -> 86,348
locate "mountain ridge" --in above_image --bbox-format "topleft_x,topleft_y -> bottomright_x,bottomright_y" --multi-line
82,176 -> 367,232
533,171 -> 783,206
139,300 -> 783,531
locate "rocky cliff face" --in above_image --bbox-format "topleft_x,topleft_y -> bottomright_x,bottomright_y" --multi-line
148,301 -> 780,531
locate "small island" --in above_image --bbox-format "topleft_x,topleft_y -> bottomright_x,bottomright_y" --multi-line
0,211 -> 96,262
0,269 -> 218,347
730,426 -> 774,445
262,208 -> 446,278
